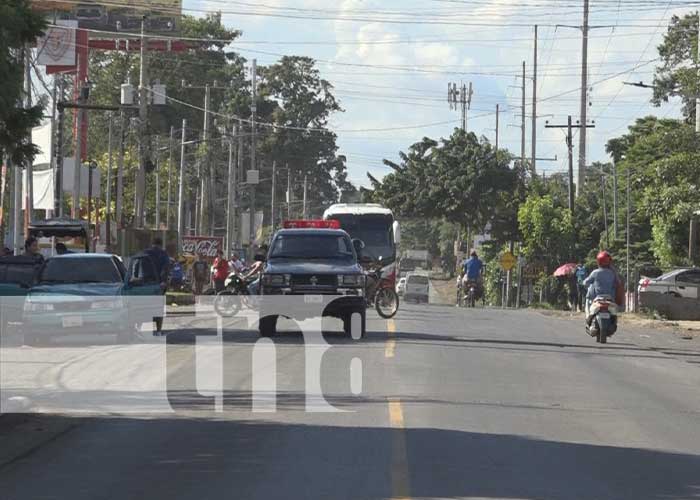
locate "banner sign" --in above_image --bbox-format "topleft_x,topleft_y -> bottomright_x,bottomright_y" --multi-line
36,20 -> 77,67
182,236 -> 224,258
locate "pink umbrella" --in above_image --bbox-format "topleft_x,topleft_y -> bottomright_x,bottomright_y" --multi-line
553,263 -> 577,277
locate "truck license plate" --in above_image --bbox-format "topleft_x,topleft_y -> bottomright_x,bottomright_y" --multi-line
304,295 -> 323,304
62,315 -> 83,328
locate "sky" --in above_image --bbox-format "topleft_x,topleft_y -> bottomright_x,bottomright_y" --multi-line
35,0 -> 698,188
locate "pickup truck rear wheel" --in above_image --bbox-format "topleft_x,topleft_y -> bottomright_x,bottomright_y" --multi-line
343,310 -> 366,339
259,315 -> 278,337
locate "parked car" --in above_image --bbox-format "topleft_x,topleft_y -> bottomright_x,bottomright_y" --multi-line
638,268 -> 700,299
0,256 -> 42,336
22,253 -> 163,345
404,273 -> 430,303
396,277 -> 406,296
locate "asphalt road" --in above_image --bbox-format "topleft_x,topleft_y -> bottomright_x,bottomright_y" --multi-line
2,298 -> 700,500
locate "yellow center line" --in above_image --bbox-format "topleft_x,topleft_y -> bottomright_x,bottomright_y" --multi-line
388,398 -> 411,499
385,319 -> 396,358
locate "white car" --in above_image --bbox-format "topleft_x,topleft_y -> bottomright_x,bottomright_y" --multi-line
396,277 -> 407,296
404,273 -> 430,304
638,268 -> 700,299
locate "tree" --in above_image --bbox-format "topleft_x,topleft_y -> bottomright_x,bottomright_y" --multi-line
518,194 -> 575,268
0,0 -> 45,165
653,13 -> 700,120
370,129 -> 518,236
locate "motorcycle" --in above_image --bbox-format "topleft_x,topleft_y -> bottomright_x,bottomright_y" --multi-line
214,271 -> 255,317
365,262 -> 399,319
464,279 -> 479,308
587,295 -> 618,344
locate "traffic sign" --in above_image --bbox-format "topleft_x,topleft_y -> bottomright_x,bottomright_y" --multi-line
500,251 -> 516,271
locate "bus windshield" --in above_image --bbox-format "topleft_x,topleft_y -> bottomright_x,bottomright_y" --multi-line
329,214 -> 395,263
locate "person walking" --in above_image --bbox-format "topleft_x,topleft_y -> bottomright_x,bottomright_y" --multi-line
212,249 -> 229,293
145,237 -> 170,335
575,263 -> 588,312
192,254 -> 208,295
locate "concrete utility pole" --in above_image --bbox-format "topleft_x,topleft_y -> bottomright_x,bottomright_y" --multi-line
287,164 -> 292,219
626,162 -> 631,302
236,123 -> 243,248
135,15 -> 149,228
521,61 -> 526,170
199,83 -> 210,234
116,111 -> 125,228
546,117 -> 595,215
271,161 -> 277,230
177,119 -> 187,249
155,136 -> 161,229
601,171 -> 609,248
166,126 -> 174,229
24,47 -> 34,230
578,0 -> 590,194
250,59 -> 258,245
302,175 -> 308,219
612,157 -> 618,236
495,104 -> 500,156
106,112 -> 113,248
532,25 -> 538,174
696,11 -> 700,133
72,81 -> 86,219
226,125 -> 237,254
55,85 -> 65,216
48,73 -> 58,219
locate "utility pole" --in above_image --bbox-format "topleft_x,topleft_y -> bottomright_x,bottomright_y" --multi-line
135,15 -> 149,228
116,111 -> 125,229
166,126 -> 174,229
226,125 -> 236,254
612,157 -> 618,236
545,117 -> 595,215
303,175 -> 308,219
72,81 -> 86,219
12,156 -> 21,255
626,162 -> 631,304
696,11 -> 700,133
24,47 -> 34,231
177,119 -> 186,249
250,59 -> 258,245
55,79 -> 65,216
521,61 -> 526,170
271,161 -> 277,230
236,122 -> 243,248
532,25 -> 538,174
578,0 -> 590,194
155,136 -> 160,229
601,171 -> 609,248
200,83 -> 210,234
495,104 -> 500,153
106,112 -> 113,248
287,165 -> 292,219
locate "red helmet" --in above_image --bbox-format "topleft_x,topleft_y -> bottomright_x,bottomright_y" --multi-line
596,251 -> 612,267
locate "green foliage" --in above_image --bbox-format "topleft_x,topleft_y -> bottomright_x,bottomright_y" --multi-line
370,129 -> 518,236
518,194 -> 575,267
653,13 -> 700,120
0,0 -> 46,164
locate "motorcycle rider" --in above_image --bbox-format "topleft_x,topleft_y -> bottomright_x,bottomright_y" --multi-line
583,251 -> 617,327
461,250 -> 484,298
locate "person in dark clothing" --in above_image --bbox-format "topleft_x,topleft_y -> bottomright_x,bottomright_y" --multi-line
23,237 -> 44,263
55,242 -> 72,255
145,237 -> 170,335
192,254 -> 209,295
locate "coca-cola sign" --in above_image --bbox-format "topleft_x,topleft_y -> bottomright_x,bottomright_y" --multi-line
182,236 -> 223,258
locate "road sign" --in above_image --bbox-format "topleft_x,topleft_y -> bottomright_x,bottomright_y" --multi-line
500,251 -> 516,271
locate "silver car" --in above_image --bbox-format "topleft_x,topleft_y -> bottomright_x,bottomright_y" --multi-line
638,268 -> 700,299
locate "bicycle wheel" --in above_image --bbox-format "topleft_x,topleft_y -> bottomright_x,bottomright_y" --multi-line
214,290 -> 242,317
375,287 -> 399,319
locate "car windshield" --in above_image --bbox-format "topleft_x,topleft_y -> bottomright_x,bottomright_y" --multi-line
330,215 -> 394,262
39,258 -> 121,284
409,276 -> 429,285
270,234 -> 355,260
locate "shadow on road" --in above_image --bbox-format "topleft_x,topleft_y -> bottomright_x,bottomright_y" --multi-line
0,414 -> 699,500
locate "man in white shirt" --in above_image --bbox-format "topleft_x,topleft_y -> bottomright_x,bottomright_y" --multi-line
229,252 -> 244,273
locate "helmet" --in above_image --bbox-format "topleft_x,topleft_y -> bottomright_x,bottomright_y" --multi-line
596,250 -> 612,267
